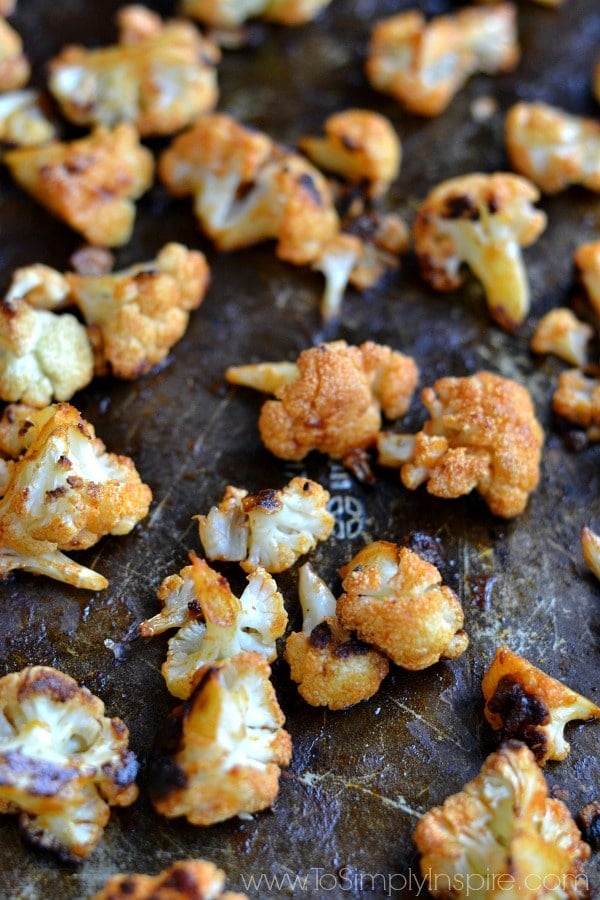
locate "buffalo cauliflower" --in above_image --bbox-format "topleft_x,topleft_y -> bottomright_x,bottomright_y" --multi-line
180,0 -> 331,28
149,651 -> 291,825
413,172 -> 547,330
505,102 -> 600,194
0,402 -> 152,590
0,16 -> 29,92
226,340 -> 419,477
365,4 -> 519,117
0,90 -> 55,146
48,5 -> 220,137
4,124 -> 154,247
0,665 -> 138,861
94,859 -> 248,900
574,240 -> 600,318
140,553 -> 287,699
381,371 -> 544,518
414,741 -> 591,899
530,308 -> 592,367
197,476 -> 334,573
482,646 -> 600,765
552,369 -> 600,441
337,541 -> 468,670
581,525 -> 600,581
284,562 -> 389,709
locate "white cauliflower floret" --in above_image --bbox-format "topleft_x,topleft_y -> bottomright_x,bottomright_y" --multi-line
0,16 -> 29,92
0,402 -> 152,590
140,553 -> 288,699
284,562 -> 389,710
530,308 -> 593,367
413,172 -> 547,331
482,647 -> 600,766
0,666 -> 138,861
180,0 -> 331,28
414,742 -> 591,898
311,233 -> 364,323
149,652 -> 291,825
94,859 -> 248,900
505,102 -> 600,194
552,369 -> 600,441
197,477 -> 334,573
0,90 -> 55,146
6,263 -> 70,311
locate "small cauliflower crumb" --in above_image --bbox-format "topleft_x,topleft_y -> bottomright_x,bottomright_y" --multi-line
530,308 -> 592,367
0,17 -> 29,92
574,241 -> 600,318
94,859 -> 248,899
180,0 -> 331,28
552,368 -> 600,441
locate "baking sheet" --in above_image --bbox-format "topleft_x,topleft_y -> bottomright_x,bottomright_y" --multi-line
1,0 -> 599,897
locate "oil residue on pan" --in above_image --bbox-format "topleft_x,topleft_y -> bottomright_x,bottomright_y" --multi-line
0,1 -> 599,898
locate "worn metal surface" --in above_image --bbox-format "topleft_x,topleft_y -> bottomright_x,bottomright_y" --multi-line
0,1 -> 599,897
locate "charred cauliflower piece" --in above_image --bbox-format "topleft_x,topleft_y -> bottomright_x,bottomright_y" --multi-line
94,859 -> 248,900
284,562 -> 389,710
552,369 -> 600,441
180,0 -> 331,28
337,541 -> 468,670
140,553 -> 287,699
48,5 -> 220,137
366,4 -> 519,117
197,477 -> 334,573
530,308 -> 592,367
149,652 -> 291,825
5,124 -> 154,247
0,17 -> 29,92
0,402 -> 152,590
389,371 -> 544,518
505,102 -> 600,194
0,90 -> 55,146
414,742 -> 591,899
0,666 -> 138,861
226,340 -> 419,475
413,172 -> 546,331
575,241 -> 600,319
482,647 -> 600,765
299,109 -> 401,199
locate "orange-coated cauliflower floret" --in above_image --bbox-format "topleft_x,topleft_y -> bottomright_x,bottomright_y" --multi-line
505,102 -> 600,194
149,652 -> 291,825
0,17 -> 29,92
0,666 -> 138,861
94,859 -> 248,900
413,172 -> 546,331
180,0 -> 331,28
0,90 -> 55,146
414,742 -> 591,899
0,402 -> 152,589
530,308 -> 592,367
482,647 -> 600,766
552,369 -> 600,441
284,562 -> 389,710
337,541 -> 468,670
5,124 -> 154,247
574,240 -> 600,318
365,4 -> 519,117
48,5 -> 220,137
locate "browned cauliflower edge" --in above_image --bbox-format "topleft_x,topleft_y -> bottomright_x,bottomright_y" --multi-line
574,240 -> 600,318
180,0 -> 332,28
581,525 -> 600,581
93,859 -> 248,899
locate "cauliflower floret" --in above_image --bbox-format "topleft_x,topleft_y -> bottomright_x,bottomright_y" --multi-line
180,0 -> 331,28
581,525 -> 600,581
482,646 -> 600,766
530,308 -> 592,367
392,371 -> 544,518
94,859 -> 248,900
311,232 -> 364,323
0,665 -> 138,861
0,292 -> 94,406
337,541 -> 468,670
505,102 -> 600,194
574,241 -> 600,318
414,741 -> 591,899
197,476 -> 334,573
226,340 -> 419,477
149,651 -> 291,825
0,402 -> 152,590
413,172 -> 546,331
346,211 -> 410,292
6,263 -> 70,311
552,369 -> 600,441
48,5 -> 220,137
159,113 -> 339,266
0,90 -> 55,146
4,124 -> 154,247
284,562 -> 389,710
365,4 -> 519,117
0,17 -> 29,92
140,553 -> 288,699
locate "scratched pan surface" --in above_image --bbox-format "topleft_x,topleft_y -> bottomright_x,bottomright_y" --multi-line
0,0 -> 600,897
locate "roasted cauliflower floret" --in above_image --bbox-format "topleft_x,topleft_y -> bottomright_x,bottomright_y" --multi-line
552,369 -> 600,441
530,308 -> 592,367
414,742 -> 591,899
0,666 -> 138,861
0,402 -> 152,590
0,17 -> 29,92
5,124 -> 154,247
337,541 -> 468,670
149,652 -> 291,825
94,859 -> 248,900
159,113 -> 339,266
284,562 -> 389,710
180,0 -> 331,28
581,526 -> 600,581
197,477 -> 334,573
413,172 -> 546,331
365,4 -> 519,117
226,340 -> 419,475
482,647 -> 600,766
0,292 -> 94,406
388,371 -> 544,518
505,102 -> 600,194
0,90 -> 55,146
48,5 -> 220,137
140,553 -> 287,699
574,240 -> 600,318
